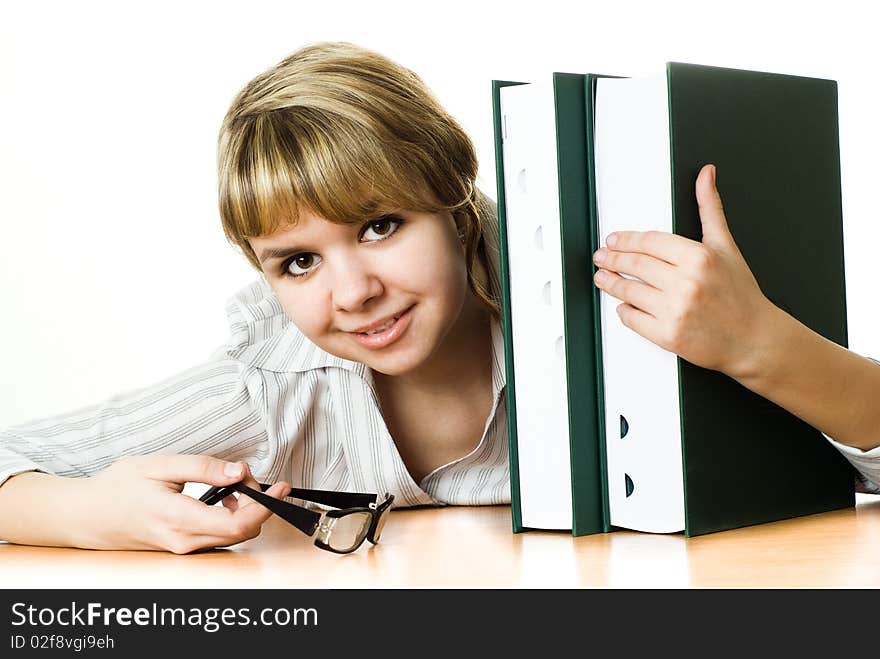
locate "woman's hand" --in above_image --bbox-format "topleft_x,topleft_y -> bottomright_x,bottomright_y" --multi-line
592,163 -> 880,452
592,164 -> 776,380
69,454 -> 291,554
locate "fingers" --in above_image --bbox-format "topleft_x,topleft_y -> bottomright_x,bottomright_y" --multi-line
593,248 -> 677,292
200,463 -> 291,529
221,494 -> 239,512
240,462 -> 261,490
230,480 -> 292,536
167,479 -> 292,551
140,454 -> 248,487
594,269 -> 664,316
603,230 -> 698,266
234,463 -> 271,512
234,482 -> 292,525
695,164 -> 734,248
218,463 -> 292,535
600,164 -> 733,265
615,303 -> 668,348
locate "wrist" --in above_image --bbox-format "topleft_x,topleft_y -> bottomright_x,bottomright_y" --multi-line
60,474 -> 110,549
725,299 -> 797,386
0,472 -> 81,547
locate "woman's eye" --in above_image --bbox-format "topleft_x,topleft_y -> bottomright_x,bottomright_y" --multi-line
285,253 -> 322,278
361,217 -> 401,242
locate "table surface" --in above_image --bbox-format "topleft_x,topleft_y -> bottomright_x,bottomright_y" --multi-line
2,496 -> 879,588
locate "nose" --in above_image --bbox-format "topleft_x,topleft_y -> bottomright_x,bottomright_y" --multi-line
330,254 -> 384,312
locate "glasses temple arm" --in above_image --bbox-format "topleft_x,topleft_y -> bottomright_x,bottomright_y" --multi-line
234,482 -> 321,536
257,483 -> 377,509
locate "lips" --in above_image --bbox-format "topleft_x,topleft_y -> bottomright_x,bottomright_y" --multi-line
348,306 -> 414,350
361,316 -> 399,335
349,307 -> 412,334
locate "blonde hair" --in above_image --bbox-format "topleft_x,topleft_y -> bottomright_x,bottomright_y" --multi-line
217,42 -> 499,317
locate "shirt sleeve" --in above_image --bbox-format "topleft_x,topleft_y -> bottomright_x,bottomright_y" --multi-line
822,434 -> 880,494
0,357 -> 268,488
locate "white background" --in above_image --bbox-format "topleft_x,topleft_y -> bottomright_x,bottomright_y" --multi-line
2,0 -> 878,427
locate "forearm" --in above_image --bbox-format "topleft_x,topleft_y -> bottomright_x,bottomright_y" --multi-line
734,304 -> 880,451
0,472 -> 88,548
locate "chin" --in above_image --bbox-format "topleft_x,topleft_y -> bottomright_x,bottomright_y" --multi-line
360,349 -> 427,377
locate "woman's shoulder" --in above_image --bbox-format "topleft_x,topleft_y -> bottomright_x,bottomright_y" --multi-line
215,278 -> 366,376
223,278 -> 289,353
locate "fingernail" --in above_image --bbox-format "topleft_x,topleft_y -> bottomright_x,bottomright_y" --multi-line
594,270 -> 608,285
593,249 -> 606,264
225,462 -> 243,478
606,233 -> 618,248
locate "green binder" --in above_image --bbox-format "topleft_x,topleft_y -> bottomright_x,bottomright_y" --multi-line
594,63 -> 855,536
492,74 -> 611,536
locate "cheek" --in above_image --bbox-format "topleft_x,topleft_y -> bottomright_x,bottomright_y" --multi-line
438,245 -> 469,305
397,236 -> 468,298
276,292 -> 327,339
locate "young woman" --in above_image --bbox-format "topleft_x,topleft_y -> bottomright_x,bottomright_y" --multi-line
0,42 -> 509,553
0,42 -> 876,554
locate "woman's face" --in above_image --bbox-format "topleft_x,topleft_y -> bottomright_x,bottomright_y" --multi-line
249,207 -> 470,376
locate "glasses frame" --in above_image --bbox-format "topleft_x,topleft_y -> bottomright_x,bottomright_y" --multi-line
199,482 -> 394,554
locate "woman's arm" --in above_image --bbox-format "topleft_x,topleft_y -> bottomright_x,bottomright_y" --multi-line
0,357 -> 289,551
733,304 -> 880,451
592,164 -> 880,452
0,459 -> 290,553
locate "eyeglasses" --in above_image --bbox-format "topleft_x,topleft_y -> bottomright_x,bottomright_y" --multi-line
199,482 -> 394,554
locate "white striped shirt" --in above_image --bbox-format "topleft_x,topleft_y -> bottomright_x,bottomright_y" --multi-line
0,201 -> 511,509
825,432 -> 880,494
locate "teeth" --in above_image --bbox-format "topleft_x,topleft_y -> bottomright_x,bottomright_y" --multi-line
364,316 -> 398,335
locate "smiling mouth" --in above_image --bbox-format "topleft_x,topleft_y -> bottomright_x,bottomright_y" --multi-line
348,305 -> 414,334
347,306 -> 414,349
359,316 -> 400,335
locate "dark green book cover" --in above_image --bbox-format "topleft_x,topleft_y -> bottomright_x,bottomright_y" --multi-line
664,62 -> 855,535
491,79 -> 525,533
555,73 -> 610,536
492,75 -> 609,536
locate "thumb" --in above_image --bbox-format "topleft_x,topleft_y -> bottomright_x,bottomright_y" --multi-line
141,454 -> 248,486
234,463 -> 291,512
695,164 -> 734,249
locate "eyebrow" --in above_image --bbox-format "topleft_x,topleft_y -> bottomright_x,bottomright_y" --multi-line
257,246 -> 305,265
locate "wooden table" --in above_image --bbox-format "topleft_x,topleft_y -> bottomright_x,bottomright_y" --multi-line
2,496 -> 879,588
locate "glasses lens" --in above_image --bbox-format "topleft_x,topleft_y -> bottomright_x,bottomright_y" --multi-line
327,511 -> 372,553
372,506 -> 391,542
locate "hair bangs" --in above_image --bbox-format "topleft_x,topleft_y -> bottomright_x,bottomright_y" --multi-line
220,106 -> 443,251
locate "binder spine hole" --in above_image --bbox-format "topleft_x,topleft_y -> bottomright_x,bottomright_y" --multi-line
516,168 -> 527,193
620,414 -> 629,439
555,335 -> 565,360
542,281 -> 551,306
534,225 -> 544,250
625,474 -> 634,497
